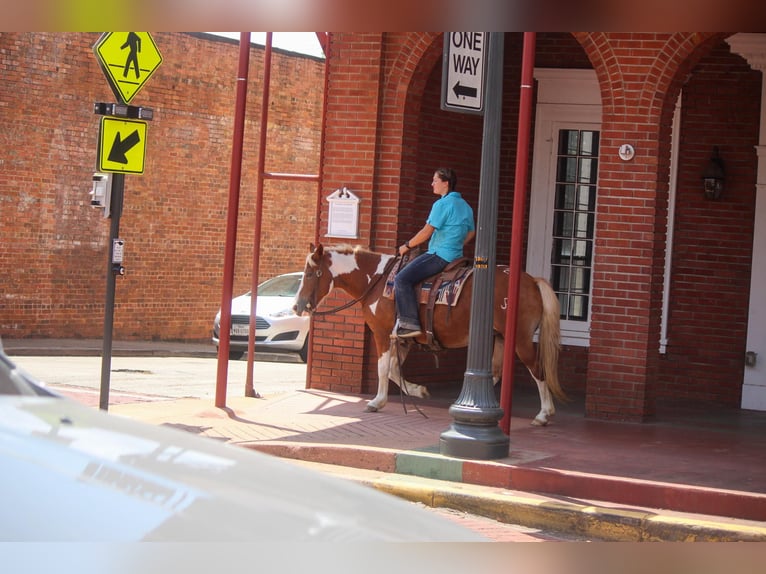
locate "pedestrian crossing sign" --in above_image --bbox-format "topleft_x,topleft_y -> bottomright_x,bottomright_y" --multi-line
94,32 -> 163,104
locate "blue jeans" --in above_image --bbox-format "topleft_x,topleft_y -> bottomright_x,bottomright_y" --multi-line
394,252 -> 448,329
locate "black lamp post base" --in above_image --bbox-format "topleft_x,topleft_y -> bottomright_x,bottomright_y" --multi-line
440,422 -> 510,460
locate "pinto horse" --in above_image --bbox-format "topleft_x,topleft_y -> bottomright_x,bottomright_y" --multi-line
293,243 -> 565,425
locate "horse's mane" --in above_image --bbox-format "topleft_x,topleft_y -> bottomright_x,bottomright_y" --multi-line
307,244 -> 377,268
327,244 -> 378,257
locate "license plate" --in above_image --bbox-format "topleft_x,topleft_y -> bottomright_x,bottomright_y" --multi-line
230,324 -> 249,337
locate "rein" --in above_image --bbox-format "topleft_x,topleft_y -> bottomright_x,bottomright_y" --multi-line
311,255 -> 398,317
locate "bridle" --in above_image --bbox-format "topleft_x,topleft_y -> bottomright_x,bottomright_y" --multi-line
309,255 -> 398,317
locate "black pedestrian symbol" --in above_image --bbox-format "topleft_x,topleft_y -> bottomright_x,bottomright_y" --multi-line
121,32 -> 141,79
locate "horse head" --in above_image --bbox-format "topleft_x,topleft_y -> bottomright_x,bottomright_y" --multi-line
293,243 -> 332,316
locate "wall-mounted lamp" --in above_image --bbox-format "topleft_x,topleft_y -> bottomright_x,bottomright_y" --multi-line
702,147 -> 725,200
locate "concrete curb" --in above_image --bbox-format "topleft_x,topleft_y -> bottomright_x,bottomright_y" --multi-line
249,442 -> 766,522
250,442 -> 766,542
365,475 -> 766,542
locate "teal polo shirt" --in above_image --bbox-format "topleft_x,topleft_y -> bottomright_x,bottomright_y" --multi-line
426,191 -> 475,262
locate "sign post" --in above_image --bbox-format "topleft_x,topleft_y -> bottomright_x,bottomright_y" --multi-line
440,32 -> 509,459
92,32 -> 161,410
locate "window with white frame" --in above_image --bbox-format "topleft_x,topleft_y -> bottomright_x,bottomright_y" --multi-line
527,69 -> 601,346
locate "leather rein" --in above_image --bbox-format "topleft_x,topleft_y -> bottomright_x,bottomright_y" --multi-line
311,255 -> 399,317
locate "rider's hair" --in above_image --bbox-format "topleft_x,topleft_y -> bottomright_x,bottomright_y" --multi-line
435,167 -> 457,191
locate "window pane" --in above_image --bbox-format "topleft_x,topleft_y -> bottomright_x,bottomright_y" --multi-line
557,157 -> 578,183
578,158 -> 598,183
558,130 -> 579,155
551,265 -> 570,292
573,212 -> 593,238
579,131 -> 599,156
553,211 -> 574,236
571,239 -> 591,264
568,295 -> 589,320
577,185 -> 596,211
555,184 -> 576,210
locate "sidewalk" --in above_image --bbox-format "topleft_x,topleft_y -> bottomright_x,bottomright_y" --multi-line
4,338 -> 766,541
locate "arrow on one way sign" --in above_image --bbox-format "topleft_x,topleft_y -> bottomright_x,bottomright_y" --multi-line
452,81 -> 478,99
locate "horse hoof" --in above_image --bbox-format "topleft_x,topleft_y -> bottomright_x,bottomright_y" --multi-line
365,405 -> 379,413
531,418 -> 548,426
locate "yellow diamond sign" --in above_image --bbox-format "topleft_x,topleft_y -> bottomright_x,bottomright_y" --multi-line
98,117 -> 148,174
94,32 -> 163,104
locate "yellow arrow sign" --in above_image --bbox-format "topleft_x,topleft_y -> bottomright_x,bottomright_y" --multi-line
98,117 -> 147,174
94,32 -> 163,104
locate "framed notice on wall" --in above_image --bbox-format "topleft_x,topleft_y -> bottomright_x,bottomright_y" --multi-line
326,187 -> 360,239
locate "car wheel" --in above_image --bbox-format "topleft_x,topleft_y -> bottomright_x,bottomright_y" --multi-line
299,337 -> 309,363
229,350 -> 245,361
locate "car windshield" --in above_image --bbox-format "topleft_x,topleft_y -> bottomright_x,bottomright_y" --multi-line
257,274 -> 301,297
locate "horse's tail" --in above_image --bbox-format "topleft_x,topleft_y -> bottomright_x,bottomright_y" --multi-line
534,277 -> 567,402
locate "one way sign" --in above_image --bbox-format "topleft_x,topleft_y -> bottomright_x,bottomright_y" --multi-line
97,117 -> 147,174
441,32 -> 487,115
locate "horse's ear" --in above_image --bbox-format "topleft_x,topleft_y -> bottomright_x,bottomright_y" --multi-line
315,244 -> 324,258
309,242 -> 316,252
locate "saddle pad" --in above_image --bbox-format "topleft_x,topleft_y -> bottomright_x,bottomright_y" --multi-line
419,267 -> 473,307
383,263 -> 473,307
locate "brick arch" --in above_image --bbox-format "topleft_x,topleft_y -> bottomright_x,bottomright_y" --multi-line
572,32 -> 726,124
383,32 -> 442,110
370,33 -> 443,251
573,32 -> 625,116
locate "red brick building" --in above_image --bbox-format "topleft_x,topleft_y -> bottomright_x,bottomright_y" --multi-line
2,32 -> 764,422
308,32 -> 765,421
1,33 -> 324,342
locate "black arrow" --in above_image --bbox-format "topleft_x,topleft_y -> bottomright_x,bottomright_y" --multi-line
108,129 -> 141,164
452,81 -> 477,99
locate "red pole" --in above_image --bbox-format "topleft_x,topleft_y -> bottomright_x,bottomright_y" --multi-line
245,33 -> 273,396
500,32 -> 536,434
303,33 -> 331,387
215,32 -> 251,408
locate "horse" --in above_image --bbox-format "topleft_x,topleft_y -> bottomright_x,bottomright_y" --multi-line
292,243 -> 566,426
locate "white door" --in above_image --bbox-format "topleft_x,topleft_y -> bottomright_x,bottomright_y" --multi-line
742,147 -> 766,410
527,70 -> 601,347
727,34 -> 766,410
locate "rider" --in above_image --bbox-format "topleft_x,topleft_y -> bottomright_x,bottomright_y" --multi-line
394,167 -> 475,338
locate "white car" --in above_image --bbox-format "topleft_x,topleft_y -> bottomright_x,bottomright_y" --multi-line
0,342 -> 483,541
212,272 -> 309,361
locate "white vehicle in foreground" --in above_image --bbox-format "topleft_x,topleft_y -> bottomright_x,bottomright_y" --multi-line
0,342 -> 483,542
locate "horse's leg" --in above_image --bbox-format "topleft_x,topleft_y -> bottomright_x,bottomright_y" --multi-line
388,341 -> 430,399
529,372 -> 555,426
365,345 -> 392,412
517,336 -> 555,426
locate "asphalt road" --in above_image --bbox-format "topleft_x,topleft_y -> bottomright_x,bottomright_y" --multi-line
11,355 -> 308,404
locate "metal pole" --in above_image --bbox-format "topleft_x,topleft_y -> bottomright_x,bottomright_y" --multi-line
245,32 -> 272,397
500,32 -> 537,434
99,172 -> 124,411
440,32 -> 509,460
215,32 -> 251,408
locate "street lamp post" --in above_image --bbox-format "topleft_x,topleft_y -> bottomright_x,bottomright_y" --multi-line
440,32 -> 509,460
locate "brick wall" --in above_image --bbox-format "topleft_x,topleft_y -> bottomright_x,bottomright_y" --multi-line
659,41 -> 760,405
0,32 -> 324,342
